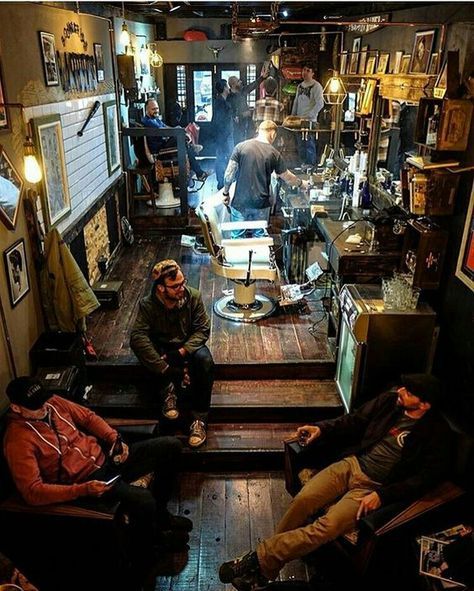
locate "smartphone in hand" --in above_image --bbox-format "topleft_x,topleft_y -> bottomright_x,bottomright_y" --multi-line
104,475 -> 121,486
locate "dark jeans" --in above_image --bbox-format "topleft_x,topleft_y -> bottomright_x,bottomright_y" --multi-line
296,133 -> 317,166
92,436 -> 183,562
156,344 -> 214,425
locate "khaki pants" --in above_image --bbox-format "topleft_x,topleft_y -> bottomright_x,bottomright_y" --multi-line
257,456 -> 379,579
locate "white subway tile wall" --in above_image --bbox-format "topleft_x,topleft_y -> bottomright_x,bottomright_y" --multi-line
24,93 -> 122,235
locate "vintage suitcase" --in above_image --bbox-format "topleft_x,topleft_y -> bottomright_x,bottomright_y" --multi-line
92,280 -> 124,309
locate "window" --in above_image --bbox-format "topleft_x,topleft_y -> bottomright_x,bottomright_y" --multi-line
247,64 -> 257,108
193,70 -> 213,121
176,65 -> 187,109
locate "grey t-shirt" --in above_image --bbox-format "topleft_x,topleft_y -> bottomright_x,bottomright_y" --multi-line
230,138 -> 287,211
358,413 -> 417,483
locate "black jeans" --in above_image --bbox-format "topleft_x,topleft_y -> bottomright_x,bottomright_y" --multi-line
91,436 -> 182,560
156,344 -> 214,425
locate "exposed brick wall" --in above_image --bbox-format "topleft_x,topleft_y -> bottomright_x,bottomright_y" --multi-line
83,205 -> 109,285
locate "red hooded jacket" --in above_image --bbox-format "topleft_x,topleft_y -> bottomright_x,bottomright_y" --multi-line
3,395 -> 118,506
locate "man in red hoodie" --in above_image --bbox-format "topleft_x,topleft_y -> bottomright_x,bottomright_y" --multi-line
3,376 -> 192,567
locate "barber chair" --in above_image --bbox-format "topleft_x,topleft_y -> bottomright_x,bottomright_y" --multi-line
0,417 -> 158,591
196,195 -> 279,322
283,416 -> 472,579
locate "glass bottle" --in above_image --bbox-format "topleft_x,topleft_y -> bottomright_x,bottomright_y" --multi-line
426,105 -> 440,146
360,179 -> 372,210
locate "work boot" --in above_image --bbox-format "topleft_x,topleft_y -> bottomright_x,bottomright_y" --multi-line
219,551 -> 268,589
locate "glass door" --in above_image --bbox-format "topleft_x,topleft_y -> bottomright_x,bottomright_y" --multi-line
335,317 -> 364,412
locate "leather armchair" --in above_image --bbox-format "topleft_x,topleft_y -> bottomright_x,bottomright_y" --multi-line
0,418 -> 158,591
283,417 -> 472,577
197,195 -> 279,322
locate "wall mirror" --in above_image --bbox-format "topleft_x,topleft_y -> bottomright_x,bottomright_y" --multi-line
0,146 -> 24,231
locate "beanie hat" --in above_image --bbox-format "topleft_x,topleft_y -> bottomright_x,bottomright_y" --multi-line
400,373 -> 441,407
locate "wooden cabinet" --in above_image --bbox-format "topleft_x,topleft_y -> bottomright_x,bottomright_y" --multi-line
406,167 -> 460,216
415,98 -> 473,151
401,219 -> 449,289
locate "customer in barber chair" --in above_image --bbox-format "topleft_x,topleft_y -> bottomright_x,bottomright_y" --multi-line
3,376 -> 192,570
222,120 -> 309,238
130,259 -> 214,449
219,374 -> 452,591
142,98 -> 209,182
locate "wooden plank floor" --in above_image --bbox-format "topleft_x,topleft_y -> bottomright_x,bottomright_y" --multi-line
87,235 -> 334,366
144,471 -> 310,591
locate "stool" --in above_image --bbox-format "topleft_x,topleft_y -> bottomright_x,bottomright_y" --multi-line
126,165 -> 157,216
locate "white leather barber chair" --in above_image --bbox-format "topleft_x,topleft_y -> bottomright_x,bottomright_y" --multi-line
196,196 -> 279,322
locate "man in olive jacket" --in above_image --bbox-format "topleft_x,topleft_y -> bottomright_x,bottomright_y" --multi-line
130,259 -> 213,448
219,374 -> 452,590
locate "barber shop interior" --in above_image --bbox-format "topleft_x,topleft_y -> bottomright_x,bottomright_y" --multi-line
0,1 -> 474,590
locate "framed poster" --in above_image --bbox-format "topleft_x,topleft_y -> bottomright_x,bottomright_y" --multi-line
3,239 -> 30,307
0,60 -> 9,131
94,43 -> 104,82
410,30 -> 435,74
428,52 -> 440,75
349,37 -> 361,74
103,100 -> 120,175
365,55 -> 377,75
340,51 -> 348,75
32,114 -> 70,227
0,146 -> 24,230
401,54 -> 411,74
38,31 -> 60,86
359,46 -> 369,75
393,51 -> 404,74
377,52 -> 390,74
456,186 -> 474,292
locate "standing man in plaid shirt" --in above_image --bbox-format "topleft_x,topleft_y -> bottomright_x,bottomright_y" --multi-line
253,77 -> 285,127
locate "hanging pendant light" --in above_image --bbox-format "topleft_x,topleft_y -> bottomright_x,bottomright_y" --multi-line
323,71 -> 347,105
120,1 -> 130,47
23,137 -> 42,184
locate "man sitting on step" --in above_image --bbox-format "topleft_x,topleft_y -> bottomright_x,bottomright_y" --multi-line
130,259 -> 214,448
3,376 -> 192,572
219,374 -> 452,591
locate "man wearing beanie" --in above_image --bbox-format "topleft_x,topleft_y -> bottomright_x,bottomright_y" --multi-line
130,259 -> 213,448
219,374 -> 452,590
3,376 -> 191,570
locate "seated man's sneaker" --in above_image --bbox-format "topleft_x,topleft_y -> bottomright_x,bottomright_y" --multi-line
188,419 -> 207,448
219,551 -> 268,591
162,385 -> 179,420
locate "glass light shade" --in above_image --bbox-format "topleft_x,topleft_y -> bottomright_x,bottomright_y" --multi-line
120,21 -> 130,46
23,140 -> 42,183
150,52 -> 163,68
323,72 -> 347,105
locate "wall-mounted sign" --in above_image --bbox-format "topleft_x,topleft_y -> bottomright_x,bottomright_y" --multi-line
346,14 -> 390,34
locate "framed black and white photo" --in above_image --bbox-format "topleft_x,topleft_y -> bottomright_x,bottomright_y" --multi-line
0,146 -> 24,231
349,37 -> 361,74
410,30 -> 436,74
103,100 -> 120,175
3,239 -> 30,307
0,60 -> 9,131
39,31 -> 60,86
32,114 -> 70,227
340,51 -> 348,75
428,52 -> 440,75
94,43 -> 105,82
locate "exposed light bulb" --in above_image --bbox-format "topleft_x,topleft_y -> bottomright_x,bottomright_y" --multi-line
23,139 -> 42,183
150,52 -> 163,68
120,21 -> 130,46
329,77 -> 341,93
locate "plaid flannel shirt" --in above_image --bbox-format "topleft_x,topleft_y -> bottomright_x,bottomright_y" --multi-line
253,98 -> 285,126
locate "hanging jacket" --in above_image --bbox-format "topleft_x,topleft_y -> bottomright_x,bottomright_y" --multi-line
3,395 -> 118,506
41,228 -> 99,331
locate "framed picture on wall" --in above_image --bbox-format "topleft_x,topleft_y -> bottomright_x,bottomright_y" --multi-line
377,52 -> 390,74
0,146 -> 24,230
94,43 -> 105,82
365,55 -> 377,75
409,29 -> 435,74
32,114 -> 70,227
340,51 -> 348,75
3,239 -> 30,307
401,54 -> 411,74
428,52 -> 440,75
0,61 -> 9,131
38,31 -> 60,87
349,37 -> 362,74
456,185 -> 474,293
359,46 -> 369,75
393,51 -> 404,74
103,101 -> 120,176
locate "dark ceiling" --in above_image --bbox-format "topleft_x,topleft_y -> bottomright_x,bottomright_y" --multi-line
111,1 -> 441,22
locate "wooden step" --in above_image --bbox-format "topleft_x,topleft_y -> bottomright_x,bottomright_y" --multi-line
86,359 -> 336,381
85,379 -> 343,422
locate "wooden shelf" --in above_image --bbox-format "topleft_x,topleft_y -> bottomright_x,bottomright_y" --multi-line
406,156 -> 461,170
